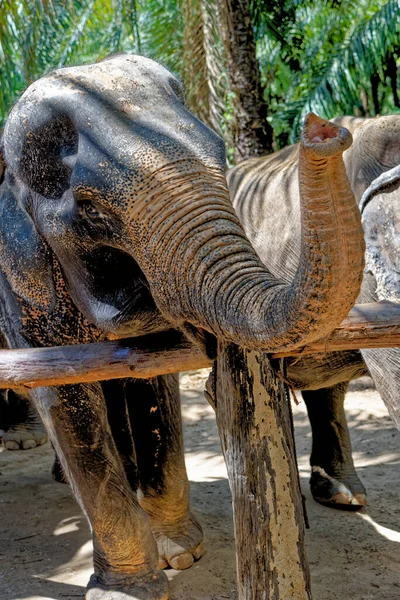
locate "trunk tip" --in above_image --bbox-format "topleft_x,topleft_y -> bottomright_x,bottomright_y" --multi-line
302,112 -> 352,157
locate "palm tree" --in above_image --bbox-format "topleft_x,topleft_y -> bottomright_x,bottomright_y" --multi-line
0,0 -> 140,124
255,0 -> 400,145
0,0 -> 399,154
216,0 -> 274,160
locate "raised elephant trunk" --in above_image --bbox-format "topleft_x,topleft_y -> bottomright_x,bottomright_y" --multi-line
128,114 -> 365,351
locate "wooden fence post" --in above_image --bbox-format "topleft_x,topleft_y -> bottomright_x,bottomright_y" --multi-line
213,342 -> 312,600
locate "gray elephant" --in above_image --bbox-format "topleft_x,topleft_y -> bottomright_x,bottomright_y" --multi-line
228,114 -> 400,509
0,54 -> 364,600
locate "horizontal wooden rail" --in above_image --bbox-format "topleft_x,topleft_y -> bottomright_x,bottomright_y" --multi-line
0,331 -> 211,389
1,301 -> 400,389
272,300 -> 400,358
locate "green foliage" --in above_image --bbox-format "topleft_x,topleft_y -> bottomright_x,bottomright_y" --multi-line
254,0 -> 400,145
137,0 -> 183,75
0,0 -> 399,151
0,0 -> 141,125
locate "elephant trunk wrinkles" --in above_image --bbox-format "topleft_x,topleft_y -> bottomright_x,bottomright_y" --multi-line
127,117 -> 364,351
279,125 -> 365,349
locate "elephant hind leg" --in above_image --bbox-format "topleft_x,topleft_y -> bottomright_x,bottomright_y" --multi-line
303,382 -> 366,509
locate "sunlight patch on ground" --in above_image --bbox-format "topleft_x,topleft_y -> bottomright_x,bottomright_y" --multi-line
179,369 -> 210,390
166,562 -> 204,582
298,468 -> 312,481
20,597 -> 59,600
358,513 -> 400,543
52,517 -> 81,536
352,451 -> 400,467
181,402 -> 215,422
185,451 -> 227,481
42,540 -> 93,584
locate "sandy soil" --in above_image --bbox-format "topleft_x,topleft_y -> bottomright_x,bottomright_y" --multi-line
1,371 -> 400,600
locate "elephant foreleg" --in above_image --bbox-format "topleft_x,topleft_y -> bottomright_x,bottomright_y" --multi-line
125,375 -> 203,571
302,382 -> 366,509
30,382 -> 168,600
52,379 -> 138,485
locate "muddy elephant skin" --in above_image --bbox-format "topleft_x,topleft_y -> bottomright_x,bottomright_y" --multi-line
0,55 -> 364,600
228,114 -> 400,509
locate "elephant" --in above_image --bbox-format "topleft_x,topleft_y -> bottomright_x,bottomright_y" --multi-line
228,114 -> 400,510
0,54 -> 365,600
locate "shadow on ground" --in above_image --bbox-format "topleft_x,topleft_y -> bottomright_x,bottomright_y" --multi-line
0,370 -> 399,600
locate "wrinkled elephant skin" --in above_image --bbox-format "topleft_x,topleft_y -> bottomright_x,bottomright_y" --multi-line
0,56 -> 364,600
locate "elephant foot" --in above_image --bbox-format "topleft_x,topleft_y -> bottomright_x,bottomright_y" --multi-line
86,570 -> 169,600
2,424 -> 47,450
310,466 -> 367,510
151,513 -> 204,570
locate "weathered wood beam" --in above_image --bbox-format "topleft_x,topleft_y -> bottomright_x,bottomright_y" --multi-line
214,344 -> 312,599
0,331 -> 210,389
1,301 -> 400,389
272,301 -> 400,358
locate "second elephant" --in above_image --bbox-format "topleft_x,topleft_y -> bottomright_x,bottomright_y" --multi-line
228,114 -> 400,509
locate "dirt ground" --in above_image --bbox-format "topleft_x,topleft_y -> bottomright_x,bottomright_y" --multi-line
1,370 -> 400,600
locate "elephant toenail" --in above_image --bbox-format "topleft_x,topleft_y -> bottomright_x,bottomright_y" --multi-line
22,439 -> 37,449
169,552 -> 194,570
354,493 -> 367,505
193,542 -> 204,560
158,557 -> 169,570
6,440 -> 20,450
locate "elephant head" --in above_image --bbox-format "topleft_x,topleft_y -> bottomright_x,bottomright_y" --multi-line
2,56 -> 364,353
332,114 -> 400,202
360,165 -> 400,302
334,115 -> 400,303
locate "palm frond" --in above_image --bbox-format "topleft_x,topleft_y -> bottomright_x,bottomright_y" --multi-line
138,0 -> 184,75
201,0 -> 235,154
279,0 -> 400,141
180,0 -> 210,125
0,0 -> 142,125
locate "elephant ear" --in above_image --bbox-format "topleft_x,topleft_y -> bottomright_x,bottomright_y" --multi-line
361,166 -> 400,302
0,170 -> 56,311
4,108 -> 77,199
0,85 -> 77,311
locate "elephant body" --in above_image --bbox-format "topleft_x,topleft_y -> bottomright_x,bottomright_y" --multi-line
0,55 -> 365,600
228,114 -> 400,507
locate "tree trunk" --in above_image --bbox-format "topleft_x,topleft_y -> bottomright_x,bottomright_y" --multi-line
370,72 -> 380,116
385,53 -> 400,109
211,342 -> 312,600
180,0 -> 211,127
216,0 -> 273,161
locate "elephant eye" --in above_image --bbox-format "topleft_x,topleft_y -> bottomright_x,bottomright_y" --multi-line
85,204 -> 100,217
79,201 -> 103,221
